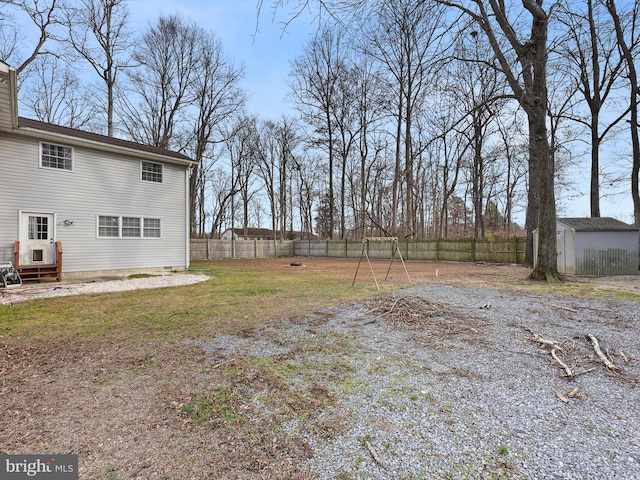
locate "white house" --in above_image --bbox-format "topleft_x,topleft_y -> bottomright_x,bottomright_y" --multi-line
0,61 -> 198,280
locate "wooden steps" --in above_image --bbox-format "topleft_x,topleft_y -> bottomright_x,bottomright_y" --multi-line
13,241 -> 63,283
18,264 -> 60,282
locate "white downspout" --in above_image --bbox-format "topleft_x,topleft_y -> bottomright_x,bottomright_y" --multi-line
185,169 -> 190,270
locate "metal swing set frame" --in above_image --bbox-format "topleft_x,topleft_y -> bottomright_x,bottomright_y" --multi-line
351,237 -> 412,290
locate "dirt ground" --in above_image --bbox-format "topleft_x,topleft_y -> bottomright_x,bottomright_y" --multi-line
1,258 -> 638,479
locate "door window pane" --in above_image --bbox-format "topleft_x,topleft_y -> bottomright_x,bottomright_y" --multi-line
28,216 -> 48,240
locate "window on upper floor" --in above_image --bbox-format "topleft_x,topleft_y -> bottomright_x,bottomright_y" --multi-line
41,142 -> 73,171
141,160 -> 163,183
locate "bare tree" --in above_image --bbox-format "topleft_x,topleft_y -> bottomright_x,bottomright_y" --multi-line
0,0 -> 66,74
557,0 -> 628,217
255,116 -> 300,240
363,0 -> 445,238
437,0 -> 559,280
289,26 -> 348,239
119,14 -> 204,150
66,0 -> 133,136
604,0 -> 640,226
21,54 -> 98,128
494,112 -> 528,233
445,29 -> 508,238
187,32 -> 246,235
207,167 -> 234,238
215,116 -> 260,243
350,53 -> 388,238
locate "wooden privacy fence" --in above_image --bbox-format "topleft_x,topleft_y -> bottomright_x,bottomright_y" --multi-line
191,236 -> 526,264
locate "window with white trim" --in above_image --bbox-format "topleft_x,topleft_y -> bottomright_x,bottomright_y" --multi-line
141,161 -> 163,183
97,216 -> 161,238
143,218 -> 161,238
122,217 -> 141,237
98,216 -> 119,237
41,143 -> 73,171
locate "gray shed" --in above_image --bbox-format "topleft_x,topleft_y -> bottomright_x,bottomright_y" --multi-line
553,217 -> 639,275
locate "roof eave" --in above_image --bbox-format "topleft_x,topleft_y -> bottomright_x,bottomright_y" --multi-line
14,125 -> 197,167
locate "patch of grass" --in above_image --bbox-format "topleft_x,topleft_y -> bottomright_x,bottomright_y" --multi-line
100,467 -> 119,480
127,273 -> 158,279
0,260 -> 380,341
179,387 -> 243,427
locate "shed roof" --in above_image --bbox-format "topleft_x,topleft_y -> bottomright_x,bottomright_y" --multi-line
558,217 -> 639,232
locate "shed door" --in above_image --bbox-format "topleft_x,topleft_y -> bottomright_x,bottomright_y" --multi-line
557,230 -> 566,274
19,212 -> 56,265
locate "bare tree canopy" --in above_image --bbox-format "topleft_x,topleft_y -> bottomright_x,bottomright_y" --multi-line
66,0 -> 134,136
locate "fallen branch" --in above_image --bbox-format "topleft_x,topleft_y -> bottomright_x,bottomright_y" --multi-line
587,334 -> 618,371
551,348 -> 573,378
521,326 -> 563,350
619,351 -> 629,363
550,304 -> 577,313
554,389 -> 569,403
365,440 -> 384,467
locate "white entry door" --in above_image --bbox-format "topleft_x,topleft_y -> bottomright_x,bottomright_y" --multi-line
19,212 -> 56,265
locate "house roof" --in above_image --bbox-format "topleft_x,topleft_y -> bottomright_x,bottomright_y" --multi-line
16,117 -> 196,165
558,217 -> 639,232
224,227 -> 319,239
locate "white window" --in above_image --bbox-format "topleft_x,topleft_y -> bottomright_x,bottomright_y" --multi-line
98,216 -> 120,237
28,216 -> 49,240
41,143 -> 73,171
97,216 -> 161,238
141,161 -> 163,183
122,217 -> 141,237
144,218 -> 161,238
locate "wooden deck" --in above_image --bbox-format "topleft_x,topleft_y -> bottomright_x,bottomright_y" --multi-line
13,241 -> 63,282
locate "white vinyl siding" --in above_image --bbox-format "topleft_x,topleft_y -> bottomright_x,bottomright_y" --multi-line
41,142 -> 73,171
1,132 -> 189,272
141,160 -> 163,183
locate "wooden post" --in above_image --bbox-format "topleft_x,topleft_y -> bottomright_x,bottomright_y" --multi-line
13,241 -> 20,268
55,242 -> 63,281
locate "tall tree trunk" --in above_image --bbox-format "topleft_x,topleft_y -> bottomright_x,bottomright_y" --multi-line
528,110 -> 557,279
392,89 -> 403,235
606,0 -> 640,225
590,111 -> 601,217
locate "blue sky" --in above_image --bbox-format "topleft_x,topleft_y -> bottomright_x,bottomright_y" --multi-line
129,0 -> 315,119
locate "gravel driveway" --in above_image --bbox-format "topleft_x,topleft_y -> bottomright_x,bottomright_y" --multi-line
196,282 -> 640,479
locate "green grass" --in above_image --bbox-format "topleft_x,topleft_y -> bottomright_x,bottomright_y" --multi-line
0,260 -> 380,342
179,387 -> 243,427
